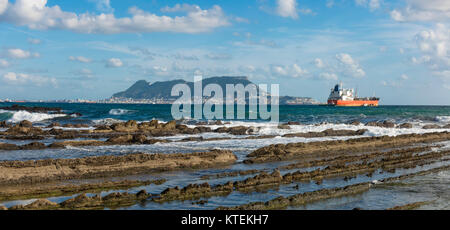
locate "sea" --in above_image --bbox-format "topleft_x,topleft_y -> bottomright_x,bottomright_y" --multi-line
0,102 -> 449,210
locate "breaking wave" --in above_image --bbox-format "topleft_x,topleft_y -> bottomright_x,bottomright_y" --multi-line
0,109 -> 67,123
109,109 -> 136,116
436,116 -> 450,123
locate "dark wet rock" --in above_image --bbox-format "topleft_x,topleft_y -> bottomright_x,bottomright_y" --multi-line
353,207 -> 363,211
19,120 -> 33,128
212,120 -> 223,125
283,129 -> 367,138
47,122 -> 61,128
22,142 -> 46,150
10,199 -> 58,210
6,125 -> 43,135
94,125 -> 112,132
60,194 -> 97,208
196,121 -> 208,126
194,126 -> 212,133
111,120 -> 139,132
215,126 -> 252,135
144,139 -> 170,145
422,124 -> 441,129
366,121 -> 378,127
107,135 -> 133,144
278,124 -> 291,130
54,132 -> 76,139
181,137 -> 204,142
62,124 -> 89,128
136,190 -> 149,199
443,124 -> 450,129
398,123 -> 413,129
379,121 -> 395,128
163,120 -> 177,130
0,142 -> 19,150
48,128 -> 64,135
286,121 -> 301,125
366,121 -> 395,128
193,200 -> 208,205
132,134 -> 147,144
349,121 -> 361,126
0,121 -> 11,128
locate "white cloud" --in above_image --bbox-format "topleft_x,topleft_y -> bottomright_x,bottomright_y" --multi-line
89,0 -> 113,13
355,0 -> 381,11
6,48 -> 39,59
314,58 -> 325,68
276,0 -> 298,19
400,74 -> 409,80
3,72 -> 57,87
161,4 -> 201,13
0,0 -> 8,15
335,53 -> 366,78
0,1 -> 229,34
27,38 -> 41,44
318,72 -> 338,80
271,64 -> 308,78
0,59 -> 9,67
69,56 -> 92,63
391,0 -> 450,22
413,24 -> 450,68
106,58 -> 123,67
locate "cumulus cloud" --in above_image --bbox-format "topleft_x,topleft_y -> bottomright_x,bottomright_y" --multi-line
390,0 -> 450,22
314,58 -> 325,68
355,0 -> 381,11
161,4 -> 201,13
106,58 -> 123,67
271,64 -> 308,78
413,24 -> 450,69
69,56 -> 92,63
335,53 -> 366,78
3,72 -> 57,87
89,0 -> 113,13
6,48 -> 39,59
0,0 -> 229,34
0,59 -> 10,67
276,0 -> 298,19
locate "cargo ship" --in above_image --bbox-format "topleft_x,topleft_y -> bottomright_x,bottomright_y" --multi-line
327,83 -> 379,107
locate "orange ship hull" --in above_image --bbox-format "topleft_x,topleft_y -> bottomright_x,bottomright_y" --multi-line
328,100 -> 379,107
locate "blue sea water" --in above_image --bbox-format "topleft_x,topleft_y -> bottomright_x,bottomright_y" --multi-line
1,102 -> 450,125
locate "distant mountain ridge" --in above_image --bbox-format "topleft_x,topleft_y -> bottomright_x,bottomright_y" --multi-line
113,77 -> 252,100
111,76 -> 319,105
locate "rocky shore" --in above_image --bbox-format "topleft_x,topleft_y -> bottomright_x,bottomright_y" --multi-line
0,150 -> 237,185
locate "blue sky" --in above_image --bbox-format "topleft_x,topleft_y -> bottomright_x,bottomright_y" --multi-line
0,0 -> 450,105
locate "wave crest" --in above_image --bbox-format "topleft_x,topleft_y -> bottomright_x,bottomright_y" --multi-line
0,110 -> 67,123
109,109 -> 135,116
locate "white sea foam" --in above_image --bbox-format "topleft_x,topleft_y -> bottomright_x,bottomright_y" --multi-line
93,118 -> 125,125
109,109 -> 135,116
436,116 -> 450,124
0,110 -> 67,123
